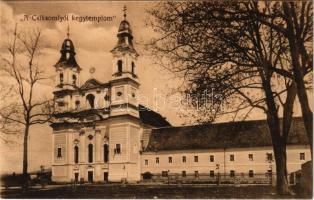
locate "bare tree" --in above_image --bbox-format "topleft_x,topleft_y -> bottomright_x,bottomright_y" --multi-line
147,1 -> 311,195
249,1 -> 313,154
0,25 -> 54,190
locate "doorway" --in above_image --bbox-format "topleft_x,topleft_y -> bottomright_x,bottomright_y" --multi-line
74,172 -> 79,182
88,171 -> 93,183
104,172 -> 108,182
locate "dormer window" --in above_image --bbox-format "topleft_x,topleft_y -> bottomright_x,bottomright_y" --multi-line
72,74 -> 77,85
60,73 -> 64,84
117,60 -> 123,75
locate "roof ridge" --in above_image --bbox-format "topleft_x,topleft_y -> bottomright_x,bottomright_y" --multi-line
153,116 -> 304,130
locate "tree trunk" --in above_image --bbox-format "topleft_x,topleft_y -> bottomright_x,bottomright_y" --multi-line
282,82 -> 297,142
262,76 -> 291,195
273,142 -> 290,195
296,82 -> 313,155
288,38 -> 313,156
22,124 -> 30,191
267,115 -> 290,195
283,2 -> 313,157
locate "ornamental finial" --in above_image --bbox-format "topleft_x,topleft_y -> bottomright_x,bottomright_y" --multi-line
67,25 -> 70,39
123,5 -> 127,20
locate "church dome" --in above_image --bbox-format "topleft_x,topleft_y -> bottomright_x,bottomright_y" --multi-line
61,38 -> 76,54
55,37 -> 80,70
118,20 -> 132,34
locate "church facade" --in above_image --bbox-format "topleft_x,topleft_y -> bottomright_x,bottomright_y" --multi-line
51,14 -> 310,183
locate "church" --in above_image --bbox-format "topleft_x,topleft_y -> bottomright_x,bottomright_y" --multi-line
50,10 -> 310,184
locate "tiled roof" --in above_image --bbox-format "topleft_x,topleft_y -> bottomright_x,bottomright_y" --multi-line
139,105 -> 171,128
144,117 -> 308,151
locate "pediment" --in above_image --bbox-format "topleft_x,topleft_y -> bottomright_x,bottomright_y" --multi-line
80,78 -> 103,90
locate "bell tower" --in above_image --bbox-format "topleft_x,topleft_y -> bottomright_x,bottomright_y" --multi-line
54,26 -> 81,90
110,6 -> 140,118
108,6 -> 142,183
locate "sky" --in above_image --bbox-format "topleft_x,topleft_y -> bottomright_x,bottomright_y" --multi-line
0,0 -> 192,174
0,1 -> 311,174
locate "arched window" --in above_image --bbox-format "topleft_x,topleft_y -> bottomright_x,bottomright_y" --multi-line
86,94 -> 95,108
103,144 -> 109,163
88,144 -> 93,163
75,100 -> 80,109
72,74 -> 77,85
117,60 -> 123,74
74,146 -> 79,164
131,62 -> 135,75
60,73 -> 64,84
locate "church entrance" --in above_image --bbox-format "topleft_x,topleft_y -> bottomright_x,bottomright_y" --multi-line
88,171 -> 93,183
74,172 -> 79,182
104,172 -> 108,182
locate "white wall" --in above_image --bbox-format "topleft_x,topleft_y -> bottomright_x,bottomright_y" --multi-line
141,145 -> 311,175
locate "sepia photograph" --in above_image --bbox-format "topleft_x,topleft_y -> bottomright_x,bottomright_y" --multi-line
0,0 -> 312,199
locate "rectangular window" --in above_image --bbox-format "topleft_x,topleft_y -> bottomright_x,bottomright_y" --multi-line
300,153 -> 305,160
182,171 -> 186,177
168,157 -> 172,163
194,171 -> 199,178
230,170 -> 235,177
248,154 -> 253,161
210,170 -> 215,177
210,155 -> 214,162
249,170 -> 254,178
57,147 -> 62,158
115,144 -> 121,154
266,153 -> 273,161
156,157 -> 159,164
162,171 -> 168,177
182,156 -> 186,163
145,159 -> 148,166
194,156 -> 198,162
230,154 -> 234,161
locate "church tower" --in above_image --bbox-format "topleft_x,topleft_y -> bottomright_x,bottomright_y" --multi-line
107,6 -> 142,182
110,6 -> 139,118
54,26 -> 81,91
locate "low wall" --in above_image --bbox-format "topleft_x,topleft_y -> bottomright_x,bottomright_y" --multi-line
298,160 -> 312,197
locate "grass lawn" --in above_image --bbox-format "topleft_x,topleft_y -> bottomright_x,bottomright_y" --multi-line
0,184 -> 300,199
